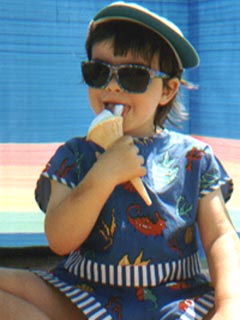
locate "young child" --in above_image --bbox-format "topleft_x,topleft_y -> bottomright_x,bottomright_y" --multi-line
1,2 -> 240,319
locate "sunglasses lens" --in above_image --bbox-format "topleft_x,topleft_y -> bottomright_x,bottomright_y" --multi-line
82,62 -> 151,93
82,62 -> 110,88
118,66 -> 150,93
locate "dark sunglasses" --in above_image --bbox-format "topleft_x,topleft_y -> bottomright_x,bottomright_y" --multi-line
81,60 -> 168,93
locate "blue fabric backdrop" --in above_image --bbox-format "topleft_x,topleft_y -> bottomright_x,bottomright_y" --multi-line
0,0 -> 239,142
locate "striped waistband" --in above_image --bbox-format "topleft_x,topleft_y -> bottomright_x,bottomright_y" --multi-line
64,251 -> 202,288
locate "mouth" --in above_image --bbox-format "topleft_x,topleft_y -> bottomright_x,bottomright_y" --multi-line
104,102 -> 129,117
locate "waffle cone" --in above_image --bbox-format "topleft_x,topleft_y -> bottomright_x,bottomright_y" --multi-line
131,177 -> 152,206
87,117 -> 123,149
87,116 -> 152,206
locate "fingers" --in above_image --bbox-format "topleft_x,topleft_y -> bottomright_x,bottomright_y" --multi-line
112,136 -> 143,162
97,135 -> 147,184
116,136 -> 146,175
124,136 -> 145,166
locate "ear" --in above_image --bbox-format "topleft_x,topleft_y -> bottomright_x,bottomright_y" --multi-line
159,78 -> 180,106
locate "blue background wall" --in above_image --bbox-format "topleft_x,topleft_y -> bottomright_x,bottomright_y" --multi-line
1,0 -> 239,143
189,1 -> 240,139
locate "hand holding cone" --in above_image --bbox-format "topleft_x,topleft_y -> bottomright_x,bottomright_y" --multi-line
87,105 -> 152,206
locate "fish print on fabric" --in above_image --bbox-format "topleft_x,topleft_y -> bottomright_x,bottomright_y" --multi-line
135,287 -> 158,310
98,209 -> 116,250
55,158 -> 77,178
105,296 -> 123,319
176,196 -> 194,218
126,204 -> 166,237
118,249 -> 151,266
147,151 -> 179,192
185,147 -> 206,171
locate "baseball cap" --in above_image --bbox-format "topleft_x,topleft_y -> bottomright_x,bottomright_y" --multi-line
90,1 -> 199,69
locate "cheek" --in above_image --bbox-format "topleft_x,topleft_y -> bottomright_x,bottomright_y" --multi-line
134,92 -> 160,116
88,88 -> 102,113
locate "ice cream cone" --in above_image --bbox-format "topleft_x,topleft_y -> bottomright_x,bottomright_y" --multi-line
87,110 -> 152,206
87,116 -> 123,149
130,177 -> 152,206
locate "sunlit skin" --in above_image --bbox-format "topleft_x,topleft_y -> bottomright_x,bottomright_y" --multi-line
88,39 -> 179,137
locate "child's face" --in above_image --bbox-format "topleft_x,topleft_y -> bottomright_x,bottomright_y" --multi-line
88,39 -> 178,137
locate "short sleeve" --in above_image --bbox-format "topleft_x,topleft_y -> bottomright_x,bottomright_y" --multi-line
199,145 -> 233,202
35,137 -> 99,212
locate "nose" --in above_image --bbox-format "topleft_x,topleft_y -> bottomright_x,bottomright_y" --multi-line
105,72 -> 122,92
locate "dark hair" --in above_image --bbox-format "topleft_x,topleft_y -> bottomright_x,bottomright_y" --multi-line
86,20 -> 187,127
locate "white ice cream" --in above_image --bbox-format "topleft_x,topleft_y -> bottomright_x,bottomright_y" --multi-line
88,104 -> 123,132
113,104 -> 124,116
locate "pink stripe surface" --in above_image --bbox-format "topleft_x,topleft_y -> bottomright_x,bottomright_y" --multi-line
0,143 -> 61,166
0,138 -> 239,214
0,137 -> 239,166
193,135 -> 240,162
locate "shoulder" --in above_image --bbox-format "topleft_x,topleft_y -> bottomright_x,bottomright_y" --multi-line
160,130 -> 211,157
35,136 -> 100,212
167,130 -> 208,149
55,136 -> 103,159
62,136 -> 89,153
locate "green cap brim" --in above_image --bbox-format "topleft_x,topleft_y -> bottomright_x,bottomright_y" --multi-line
92,1 -> 199,69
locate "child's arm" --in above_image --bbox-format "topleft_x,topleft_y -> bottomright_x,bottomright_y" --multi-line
198,189 -> 240,319
44,136 -> 146,256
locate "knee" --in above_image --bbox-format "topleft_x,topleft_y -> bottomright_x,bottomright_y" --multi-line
0,267 -> 31,292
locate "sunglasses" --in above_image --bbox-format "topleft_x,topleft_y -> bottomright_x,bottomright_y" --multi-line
81,60 -> 168,93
